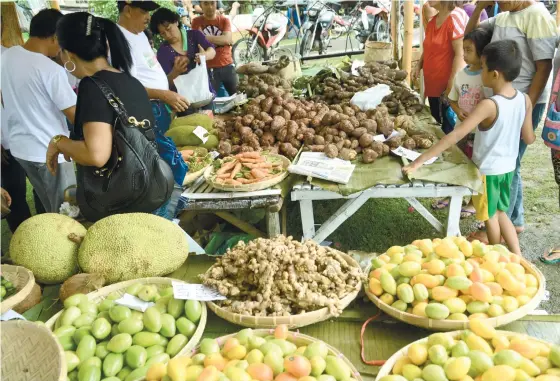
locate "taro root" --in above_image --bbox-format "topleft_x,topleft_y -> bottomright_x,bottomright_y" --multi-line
260,97 -> 273,113
339,120 -> 354,134
360,119 -> 377,134
313,135 -> 325,145
359,133 -> 374,148
351,127 -> 367,138
260,132 -> 275,147
325,144 -> 339,158
271,104 -> 284,116
339,148 -> 357,161
403,137 -> 417,150
371,141 -> 384,156
386,136 -> 402,149
271,116 -> 286,131
362,149 -> 379,164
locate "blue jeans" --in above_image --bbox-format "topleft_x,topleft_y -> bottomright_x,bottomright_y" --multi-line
153,183 -> 184,220
507,103 -> 547,227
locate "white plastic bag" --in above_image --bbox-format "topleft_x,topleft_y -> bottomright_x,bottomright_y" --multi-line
173,56 -> 213,106
350,84 -> 393,111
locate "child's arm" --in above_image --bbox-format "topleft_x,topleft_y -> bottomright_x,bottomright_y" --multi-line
403,99 -> 497,176
521,93 -> 536,145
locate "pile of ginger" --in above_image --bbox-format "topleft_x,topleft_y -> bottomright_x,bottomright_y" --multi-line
201,235 -> 364,317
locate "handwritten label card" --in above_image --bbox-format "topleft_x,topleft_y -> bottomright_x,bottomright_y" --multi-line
193,126 -> 209,144
392,146 -> 438,165
115,293 -> 155,312
172,282 -> 226,301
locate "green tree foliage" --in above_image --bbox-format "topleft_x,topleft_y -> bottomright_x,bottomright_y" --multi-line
88,0 -> 177,22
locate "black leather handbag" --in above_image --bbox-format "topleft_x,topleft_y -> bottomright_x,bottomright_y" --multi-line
76,76 -> 174,222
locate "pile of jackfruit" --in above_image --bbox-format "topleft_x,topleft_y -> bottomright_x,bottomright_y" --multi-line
165,114 -> 218,150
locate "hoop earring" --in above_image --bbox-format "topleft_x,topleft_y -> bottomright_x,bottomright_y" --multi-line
64,60 -> 76,73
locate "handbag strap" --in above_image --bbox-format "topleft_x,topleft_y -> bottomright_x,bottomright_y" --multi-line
550,71 -> 560,105
88,76 -> 153,133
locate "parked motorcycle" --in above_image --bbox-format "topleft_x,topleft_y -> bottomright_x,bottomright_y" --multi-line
353,1 -> 390,49
232,5 -> 289,65
299,0 -> 345,57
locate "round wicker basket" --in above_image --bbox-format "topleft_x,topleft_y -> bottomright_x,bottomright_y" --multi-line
206,253 -> 363,329
145,329 -> 363,381
204,154 -> 290,192
1,320 -> 66,381
375,330 -> 554,380
364,257 -> 546,331
45,277 -> 207,358
1,264 -> 35,314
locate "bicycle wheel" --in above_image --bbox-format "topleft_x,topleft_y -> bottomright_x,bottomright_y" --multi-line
232,37 -> 266,65
299,29 -> 314,57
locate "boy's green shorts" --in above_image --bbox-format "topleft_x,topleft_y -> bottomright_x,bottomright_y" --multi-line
472,171 -> 514,221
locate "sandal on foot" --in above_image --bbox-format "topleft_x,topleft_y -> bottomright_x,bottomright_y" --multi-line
431,199 -> 450,210
539,248 -> 560,264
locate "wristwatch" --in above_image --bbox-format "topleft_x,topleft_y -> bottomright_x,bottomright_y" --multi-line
51,134 -> 64,146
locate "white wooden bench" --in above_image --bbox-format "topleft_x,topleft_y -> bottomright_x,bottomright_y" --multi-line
291,180 -> 473,243
179,176 -> 283,238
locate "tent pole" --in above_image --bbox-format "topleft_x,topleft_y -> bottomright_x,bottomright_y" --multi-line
402,0 -> 414,84
391,0 -> 400,62
1,2 -> 24,48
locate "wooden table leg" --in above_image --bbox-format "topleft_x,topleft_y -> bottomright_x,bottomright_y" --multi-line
299,200 -> 316,240
281,202 -> 287,235
214,211 -> 265,238
405,197 -> 444,234
266,210 -> 281,238
446,195 -> 463,237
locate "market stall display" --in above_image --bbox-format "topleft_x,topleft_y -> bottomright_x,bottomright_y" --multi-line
166,114 -> 218,150
144,326 -> 363,381
45,278 -> 206,381
205,152 -> 290,191
376,327 -> 560,381
365,238 -> 545,331
201,236 -> 363,328
0,264 -> 36,314
181,148 -> 213,186
1,320 -> 67,381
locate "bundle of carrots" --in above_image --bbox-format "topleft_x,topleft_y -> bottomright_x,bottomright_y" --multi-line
213,152 -> 285,186
181,149 -> 212,173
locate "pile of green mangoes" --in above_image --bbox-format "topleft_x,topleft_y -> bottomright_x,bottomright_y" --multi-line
1,275 -> 16,299
52,283 -> 203,381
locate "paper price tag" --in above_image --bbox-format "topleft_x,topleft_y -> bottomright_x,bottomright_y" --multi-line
0,310 -> 27,321
193,126 -> 209,144
172,282 -> 226,301
115,293 -> 155,312
392,146 -> 437,165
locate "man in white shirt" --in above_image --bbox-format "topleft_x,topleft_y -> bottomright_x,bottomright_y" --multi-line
1,9 -> 77,213
117,0 -> 190,220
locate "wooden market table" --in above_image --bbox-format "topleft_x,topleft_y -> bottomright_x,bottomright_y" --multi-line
178,176 -> 283,238
292,180 -> 473,242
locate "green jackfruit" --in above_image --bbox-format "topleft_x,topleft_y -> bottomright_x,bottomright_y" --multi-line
9,214 -> 86,284
77,214 -> 189,284
170,114 -> 213,131
165,125 -> 197,146
201,135 -> 219,149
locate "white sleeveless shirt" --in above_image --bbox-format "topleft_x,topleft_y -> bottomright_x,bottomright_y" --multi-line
472,91 -> 526,176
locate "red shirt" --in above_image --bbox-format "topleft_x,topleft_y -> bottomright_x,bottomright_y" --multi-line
423,8 -> 468,97
191,15 -> 232,69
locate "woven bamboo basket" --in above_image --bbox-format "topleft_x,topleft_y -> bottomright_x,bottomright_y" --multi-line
45,277 -> 207,358
206,253 -> 363,328
1,264 -> 35,314
183,165 -> 211,186
204,154 -> 290,192
376,330 -> 554,380
364,257 -> 546,331
1,320 -> 66,381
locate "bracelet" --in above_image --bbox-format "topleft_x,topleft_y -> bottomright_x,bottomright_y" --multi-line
51,134 -> 64,146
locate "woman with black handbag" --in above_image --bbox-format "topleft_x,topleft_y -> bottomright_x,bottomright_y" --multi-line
46,12 -> 175,222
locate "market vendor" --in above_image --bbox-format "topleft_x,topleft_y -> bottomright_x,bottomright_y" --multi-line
150,7 -> 216,115
117,0 -> 188,220
191,0 -> 239,97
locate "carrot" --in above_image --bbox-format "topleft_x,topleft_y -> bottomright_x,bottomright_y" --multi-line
223,179 -> 242,185
243,163 -> 273,169
216,160 -> 237,175
216,173 -> 231,179
236,152 -> 261,159
239,157 -> 265,163
250,168 -> 269,179
229,163 -> 242,179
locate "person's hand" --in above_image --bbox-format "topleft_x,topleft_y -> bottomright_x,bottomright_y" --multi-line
162,91 -> 190,112
402,161 -> 422,177
46,138 -> 62,176
457,110 -> 469,121
171,56 -> 189,76
1,187 -> 12,207
195,44 -> 206,64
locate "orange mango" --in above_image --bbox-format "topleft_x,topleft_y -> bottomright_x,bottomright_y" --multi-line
497,270 -> 523,293
446,264 -> 466,278
481,261 -> 501,276
484,282 -> 503,296
431,286 -> 459,302
470,283 -> 493,303
411,274 -> 439,289
470,267 -> 483,283
510,339 -> 541,360
368,278 -> 383,296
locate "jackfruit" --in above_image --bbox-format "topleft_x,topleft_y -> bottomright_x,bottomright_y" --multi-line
170,114 -> 213,131
77,213 -> 189,283
165,125 -> 197,146
9,213 -> 86,284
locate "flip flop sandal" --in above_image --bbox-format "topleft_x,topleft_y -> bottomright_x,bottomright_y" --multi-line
460,209 -> 476,219
431,199 -> 450,210
539,249 -> 560,264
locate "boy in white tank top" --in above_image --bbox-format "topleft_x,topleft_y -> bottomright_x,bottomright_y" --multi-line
403,40 -> 536,256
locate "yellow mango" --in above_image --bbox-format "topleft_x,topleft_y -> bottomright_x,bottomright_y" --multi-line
459,295 -> 473,305
525,287 -> 538,298
393,356 -> 412,374
492,335 -> 510,353
380,293 -> 395,306
519,357 -> 541,376
510,339 -> 541,360
417,239 -> 434,256
534,356 -> 552,373
399,262 -> 422,277
481,261 -> 501,276
484,251 -> 501,263
466,333 -> 493,356
448,313 -> 469,321
480,269 -> 495,283
445,357 -> 471,380
538,343 -> 551,358
435,239 -> 460,259
387,246 -> 405,256
390,253 -> 405,265
481,365 -> 516,381
507,282 -> 527,297
525,274 -> 538,288
403,253 -> 423,264
470,283 -> 493,303
411,274 -> 439,289
379,254 -> 391,263
485,282 -> 503,296
469,313 -> 489,320
408,343 -> 428,365
168,357 -> 188,381
503,296 -> 520,313
412,302 -> 428,317
497,270 -> 522,293
423,260 -> 446,275
446,264 -> 466,278
515,369 -> 533,381
535,375 -> 560,381
443,298 -> 467,314
488,304 -> 505,317
431,286 -> 459,302
369,278 -> 384,296
469,319 -> 496,339
459,241 -> 473,257
371,268 -> 385,280
505,263 -> 526,277
146,363 -> 167,381
546,369 -> 560,376
462,261 -> 474,276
